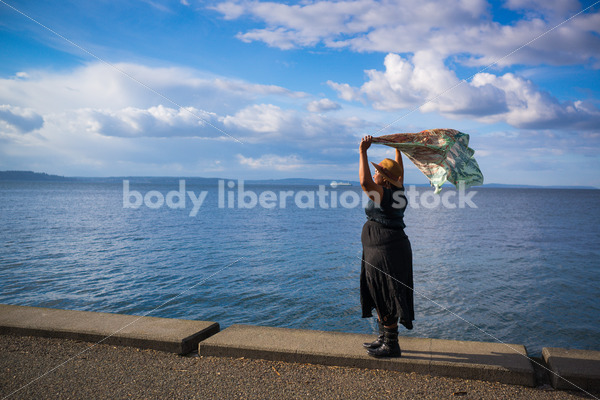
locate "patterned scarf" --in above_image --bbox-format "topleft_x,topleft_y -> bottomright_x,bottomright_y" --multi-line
373,129 -> 484,193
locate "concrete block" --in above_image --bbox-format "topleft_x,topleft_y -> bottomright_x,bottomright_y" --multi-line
0,304 -> 219,354
199,324 -> 535,386
428,338 -> 534,387
543,347 -> 600,391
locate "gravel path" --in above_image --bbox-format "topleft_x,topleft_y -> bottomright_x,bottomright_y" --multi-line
1,334 -> 597,400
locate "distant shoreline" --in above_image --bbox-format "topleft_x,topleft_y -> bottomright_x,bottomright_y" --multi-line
0,170 -> 598,190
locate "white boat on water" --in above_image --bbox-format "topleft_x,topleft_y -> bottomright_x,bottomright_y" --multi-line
330,181 -> 352,187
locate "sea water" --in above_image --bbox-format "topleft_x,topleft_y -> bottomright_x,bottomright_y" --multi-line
0,180 -> 598,356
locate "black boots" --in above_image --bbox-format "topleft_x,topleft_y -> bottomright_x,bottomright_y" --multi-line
363,320 -> 385,349
366,326 -> 401,358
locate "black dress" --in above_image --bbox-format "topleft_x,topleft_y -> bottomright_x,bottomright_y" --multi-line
360,186 -> 414,329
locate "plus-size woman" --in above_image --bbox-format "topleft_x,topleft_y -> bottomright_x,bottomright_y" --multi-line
359,135 -> 414,358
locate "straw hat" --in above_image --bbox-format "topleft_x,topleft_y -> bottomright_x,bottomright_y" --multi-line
371,158 -> 403,188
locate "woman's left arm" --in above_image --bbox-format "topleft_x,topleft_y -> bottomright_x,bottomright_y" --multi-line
395,148 -> 404,185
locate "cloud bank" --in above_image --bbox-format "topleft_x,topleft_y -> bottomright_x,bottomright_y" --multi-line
328,52 -> 600,130
213,0 -> 600,68
0,62 -> 366,176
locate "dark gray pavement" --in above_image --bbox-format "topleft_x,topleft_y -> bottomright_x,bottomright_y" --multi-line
1,334 -> 597,400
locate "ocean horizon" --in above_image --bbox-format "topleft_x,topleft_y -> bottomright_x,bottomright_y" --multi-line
1,170 -> 598,190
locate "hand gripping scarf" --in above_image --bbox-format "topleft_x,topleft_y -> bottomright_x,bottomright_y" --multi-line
372,129 -> 484,193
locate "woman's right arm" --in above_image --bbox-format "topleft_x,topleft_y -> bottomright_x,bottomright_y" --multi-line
360,136 -> 383,202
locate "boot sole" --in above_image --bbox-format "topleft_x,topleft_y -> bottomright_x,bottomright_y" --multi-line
366,351 -> 402,358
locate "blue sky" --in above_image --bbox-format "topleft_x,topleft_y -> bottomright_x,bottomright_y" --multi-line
1,0 -> 599,186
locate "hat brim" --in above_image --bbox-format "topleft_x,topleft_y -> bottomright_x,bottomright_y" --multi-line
371,162 -> 403,188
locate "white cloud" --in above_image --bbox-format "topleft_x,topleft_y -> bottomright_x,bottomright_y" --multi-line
306,98 -> 341,113
0,105 -> 44,134
236,153 -> 305,170
212,77 -> 307,98
325,81 -> 361,102
78,105 -> 222,138
222,103 -> 365,144
213,1 -> 246,19
329,52 -> 600,130
0,63 -> 303,115
215,0 -> 374,48
223,104 -> 296,137
213,0 -> 600,68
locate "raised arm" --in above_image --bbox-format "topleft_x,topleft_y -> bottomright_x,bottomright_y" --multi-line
360,136 -> 383,202
395,148 -> 404,185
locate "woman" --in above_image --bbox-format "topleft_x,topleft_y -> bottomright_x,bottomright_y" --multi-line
359,135 -> 414,358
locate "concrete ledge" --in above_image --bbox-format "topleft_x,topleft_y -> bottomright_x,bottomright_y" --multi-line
199,324 -> 535,387
0,304 -> 219,354
542,347 -> 600,391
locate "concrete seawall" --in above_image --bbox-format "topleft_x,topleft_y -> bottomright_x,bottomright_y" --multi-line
0,304 -> 598,392
0,304 -> 219,354
199,324 -> 535,387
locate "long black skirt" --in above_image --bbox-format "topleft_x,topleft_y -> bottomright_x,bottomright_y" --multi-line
360,220 -> 414,330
